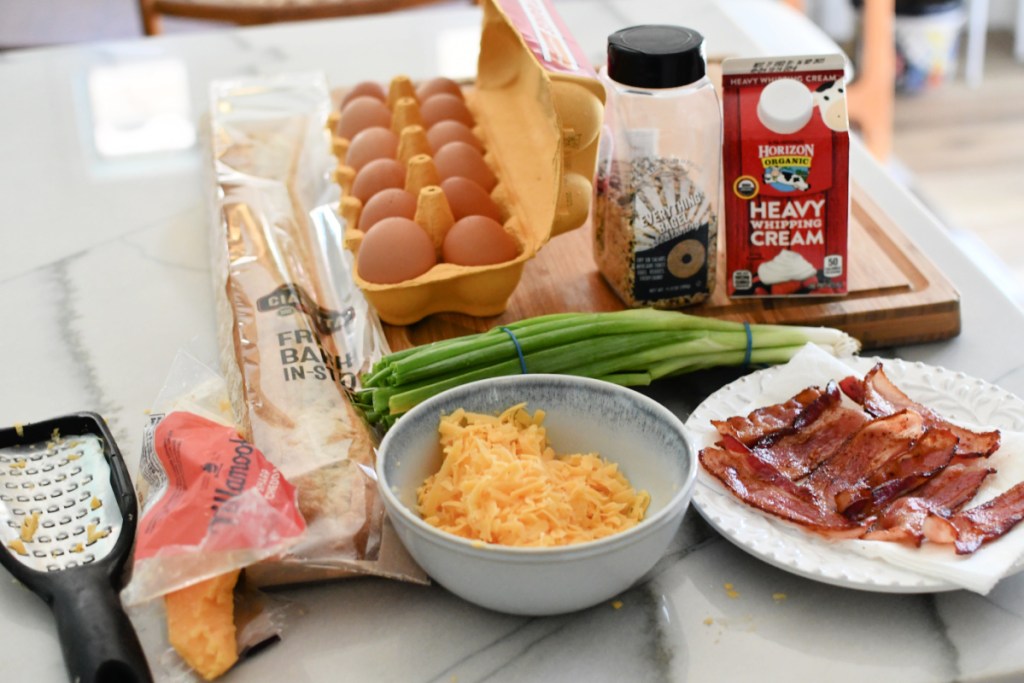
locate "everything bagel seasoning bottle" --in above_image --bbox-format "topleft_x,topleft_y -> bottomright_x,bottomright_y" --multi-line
593,25 -> 722,308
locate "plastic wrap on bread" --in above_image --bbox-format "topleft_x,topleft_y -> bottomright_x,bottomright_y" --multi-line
207,72 -> 427,587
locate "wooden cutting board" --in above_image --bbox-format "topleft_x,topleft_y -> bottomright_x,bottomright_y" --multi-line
383,183 -> 960,352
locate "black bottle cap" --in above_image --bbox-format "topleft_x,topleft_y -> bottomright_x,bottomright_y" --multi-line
606,25 -> 707,89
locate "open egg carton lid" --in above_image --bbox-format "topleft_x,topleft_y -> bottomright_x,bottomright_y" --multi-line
332,0 -> 606,326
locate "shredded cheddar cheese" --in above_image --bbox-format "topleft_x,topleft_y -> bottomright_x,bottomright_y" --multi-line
86,523 -> 109,544
417,404 -> 650,547
19,512 -> 40,543
7,539 -> 27,556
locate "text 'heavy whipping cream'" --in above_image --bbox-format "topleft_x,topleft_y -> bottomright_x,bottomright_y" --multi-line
722,55 -> 849,297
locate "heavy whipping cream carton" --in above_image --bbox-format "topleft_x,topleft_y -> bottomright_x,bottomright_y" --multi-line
722,55 -> 849,297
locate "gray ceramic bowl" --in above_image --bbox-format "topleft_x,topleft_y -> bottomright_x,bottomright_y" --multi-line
375,374 -> 697,616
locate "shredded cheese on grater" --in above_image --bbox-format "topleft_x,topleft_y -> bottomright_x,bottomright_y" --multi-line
417,403 -> 650,547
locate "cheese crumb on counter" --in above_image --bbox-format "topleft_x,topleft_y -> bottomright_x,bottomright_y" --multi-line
417,403 -> 650,547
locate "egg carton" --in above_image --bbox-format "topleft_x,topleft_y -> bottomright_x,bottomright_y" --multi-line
328,0 -> 604,326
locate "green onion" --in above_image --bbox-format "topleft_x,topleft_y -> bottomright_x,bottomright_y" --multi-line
356,308 -> 859,428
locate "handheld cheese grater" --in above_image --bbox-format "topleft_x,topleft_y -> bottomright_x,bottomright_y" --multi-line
0,412 -> 152,683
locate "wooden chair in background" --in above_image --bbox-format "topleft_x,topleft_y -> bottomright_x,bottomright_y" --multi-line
139,0 -> 458,36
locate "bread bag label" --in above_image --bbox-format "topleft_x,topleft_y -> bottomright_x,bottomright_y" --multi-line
723,55 -> 849,297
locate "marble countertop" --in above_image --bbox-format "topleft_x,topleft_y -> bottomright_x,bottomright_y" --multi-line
3,1 -> 1024,681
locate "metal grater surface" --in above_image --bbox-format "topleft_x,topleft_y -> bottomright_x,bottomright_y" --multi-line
0,432 -> 122,573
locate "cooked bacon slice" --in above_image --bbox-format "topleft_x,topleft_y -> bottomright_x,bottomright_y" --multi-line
841,363 -> 1000,457
923,481 -> 1024,554
700,443 -> 863,536
864,460 -> 994,545
837,428 -> 957,521
753,408 -> 870,481
712,386 -> 825,446
806,410 -> 927,508
750,396 -> 870,480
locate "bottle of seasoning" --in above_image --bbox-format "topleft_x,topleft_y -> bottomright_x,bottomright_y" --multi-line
593,25 -> 722,308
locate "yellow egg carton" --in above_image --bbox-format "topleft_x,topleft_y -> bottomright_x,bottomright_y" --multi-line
330,0 -> 604,326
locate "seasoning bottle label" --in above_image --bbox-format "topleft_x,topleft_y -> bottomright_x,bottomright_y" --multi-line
630,159 -> 714,301
595,155 -> 718,308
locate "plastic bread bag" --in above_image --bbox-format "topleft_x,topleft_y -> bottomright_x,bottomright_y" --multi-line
207,72 -> 427,587
122,351 -> 307,680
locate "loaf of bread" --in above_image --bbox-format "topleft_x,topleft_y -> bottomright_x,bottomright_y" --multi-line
208,74 -> 426,586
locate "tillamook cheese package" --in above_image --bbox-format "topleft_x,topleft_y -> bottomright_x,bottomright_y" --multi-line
722,55 -> 849,297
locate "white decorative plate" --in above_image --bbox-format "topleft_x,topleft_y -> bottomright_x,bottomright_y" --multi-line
686,356 -> 1024,593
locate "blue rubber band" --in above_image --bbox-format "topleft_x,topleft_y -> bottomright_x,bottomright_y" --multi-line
500,326 -> 528,374
743,322 -> 753,367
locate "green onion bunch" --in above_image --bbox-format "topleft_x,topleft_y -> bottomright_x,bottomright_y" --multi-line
355,308 -> 860,430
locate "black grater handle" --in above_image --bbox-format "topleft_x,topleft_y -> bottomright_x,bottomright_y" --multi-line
48,566 -> 153,683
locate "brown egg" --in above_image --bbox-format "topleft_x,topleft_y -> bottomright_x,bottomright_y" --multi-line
345,127 -> 399,171
419,93 -> 475,129
341,81 -> 387,109
338,96 -> 392,140
416,77 -> 464,102
358,188 -> 417,232
351,158 -> 406,203
442,216 -> 519,267
434,142 -> 497,192
357,217 -> 437,284
440,177 -> 502,222
427,120 -> 483,154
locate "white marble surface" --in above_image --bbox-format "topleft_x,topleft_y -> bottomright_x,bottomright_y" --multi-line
3,1 -> 1024,681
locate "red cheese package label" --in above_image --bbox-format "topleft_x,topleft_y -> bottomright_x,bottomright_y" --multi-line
722,55 -> 849,297
134,411 -> 306,560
